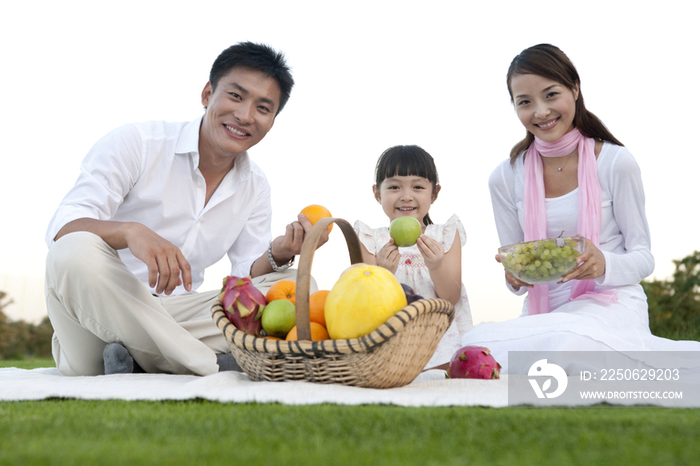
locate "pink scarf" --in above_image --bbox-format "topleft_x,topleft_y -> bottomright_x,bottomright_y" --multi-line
523,128 -> 617,315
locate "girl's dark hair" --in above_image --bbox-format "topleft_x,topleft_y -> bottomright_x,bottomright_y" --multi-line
374,145 -> 439,226
506,44 -> 623,163
209,42 -> 294,114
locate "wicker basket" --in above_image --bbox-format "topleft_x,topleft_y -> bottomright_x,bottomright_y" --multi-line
211,217 -> 454,389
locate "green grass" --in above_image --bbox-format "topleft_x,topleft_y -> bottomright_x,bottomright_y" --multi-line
653,327 -> 700,342
0,358 -> 55,369
3,360 -> 700,465
2,399 -> 699,465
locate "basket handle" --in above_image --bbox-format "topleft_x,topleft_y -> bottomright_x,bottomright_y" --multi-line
295,217 -> 363,341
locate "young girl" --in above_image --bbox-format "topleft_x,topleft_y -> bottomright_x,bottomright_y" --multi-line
460,43 -> 700,373
354,145 -> 473,369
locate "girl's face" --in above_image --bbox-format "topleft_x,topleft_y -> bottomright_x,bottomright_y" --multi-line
373,175 -> 440,226
510,73 -> 579,143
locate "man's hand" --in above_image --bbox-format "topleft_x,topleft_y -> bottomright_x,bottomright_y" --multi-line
55,218 -> 192,295
123,223 -> 192,295
270,213 -> 329,264
252,213 -> 330,277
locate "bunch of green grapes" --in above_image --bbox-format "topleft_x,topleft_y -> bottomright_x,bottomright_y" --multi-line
503,237 -> 582,283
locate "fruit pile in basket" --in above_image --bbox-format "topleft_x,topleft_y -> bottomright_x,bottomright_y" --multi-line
218,204 -> 424,342
219,267 -> 421,342
263,280 -> 329,341
498,236 -> 585,285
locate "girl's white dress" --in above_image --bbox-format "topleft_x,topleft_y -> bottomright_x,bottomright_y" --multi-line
461,143 -> 700,374
354,214 -> 473,368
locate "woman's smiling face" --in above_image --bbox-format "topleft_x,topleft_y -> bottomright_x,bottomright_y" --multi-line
510,73 -> 579,143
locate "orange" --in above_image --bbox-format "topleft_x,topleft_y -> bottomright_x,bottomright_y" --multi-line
300,204 -> 333,233
286,322 -> 330,341
309,290 -> 330,327
266,279 -> 296,304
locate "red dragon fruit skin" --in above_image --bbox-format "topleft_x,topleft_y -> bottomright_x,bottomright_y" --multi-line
218,276 -> 267,337
447,346 -> 502,379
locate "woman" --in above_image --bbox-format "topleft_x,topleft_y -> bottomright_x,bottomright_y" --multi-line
460,44 -> 699,374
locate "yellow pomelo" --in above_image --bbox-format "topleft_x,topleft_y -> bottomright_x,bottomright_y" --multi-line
324,264 -> 408,340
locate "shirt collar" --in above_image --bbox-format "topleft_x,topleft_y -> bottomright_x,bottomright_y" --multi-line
175,115 -> 202,160
175,114 -> 251,180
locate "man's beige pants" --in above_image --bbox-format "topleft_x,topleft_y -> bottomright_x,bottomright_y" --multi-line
45,232 -> 309,377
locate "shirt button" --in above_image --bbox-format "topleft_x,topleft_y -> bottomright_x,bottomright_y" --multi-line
197,182 -> 203,188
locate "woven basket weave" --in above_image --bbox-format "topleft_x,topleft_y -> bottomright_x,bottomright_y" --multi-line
211,217 -> 454,389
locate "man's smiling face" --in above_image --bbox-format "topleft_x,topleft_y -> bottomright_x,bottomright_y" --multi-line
199,66 -> 281,162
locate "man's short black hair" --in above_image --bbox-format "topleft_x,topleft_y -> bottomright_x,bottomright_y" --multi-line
209,42 -> 294,114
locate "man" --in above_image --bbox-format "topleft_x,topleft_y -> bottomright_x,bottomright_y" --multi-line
44,42 -> 321,376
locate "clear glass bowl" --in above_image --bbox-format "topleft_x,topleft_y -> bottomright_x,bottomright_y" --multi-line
498,237 -> 585,285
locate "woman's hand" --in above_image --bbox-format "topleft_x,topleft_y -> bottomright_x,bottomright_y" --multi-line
561,237 -> 606,283
416,235 -> 445,270
495,254 -> 531,290
376,239 -> 400,274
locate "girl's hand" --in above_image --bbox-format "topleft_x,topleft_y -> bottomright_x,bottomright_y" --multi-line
561,237 -> 606,283
416,235 -> 444,270
377,238 -> 400,274
495,254 -> 531,290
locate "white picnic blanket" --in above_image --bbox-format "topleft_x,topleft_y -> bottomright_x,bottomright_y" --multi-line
2,367 -> 699,408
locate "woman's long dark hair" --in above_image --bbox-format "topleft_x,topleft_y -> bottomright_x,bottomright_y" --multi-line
374,145 -> 439,226
507,44 -> 623,164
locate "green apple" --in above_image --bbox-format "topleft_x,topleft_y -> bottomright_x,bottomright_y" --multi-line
261,299 -> 296,338
389,216 -> 422,247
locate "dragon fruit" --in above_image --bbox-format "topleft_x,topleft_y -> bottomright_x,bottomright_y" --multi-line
446,346 -> 502,379
218,276 -> 267,336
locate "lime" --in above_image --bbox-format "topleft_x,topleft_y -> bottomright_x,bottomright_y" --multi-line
261,299 -> 296,338
389,216 -> 422,247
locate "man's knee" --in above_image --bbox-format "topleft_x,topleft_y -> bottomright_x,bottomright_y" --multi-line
47,232 -> 118,281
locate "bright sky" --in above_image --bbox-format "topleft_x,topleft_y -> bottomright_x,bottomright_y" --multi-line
1,1 -> 698,325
